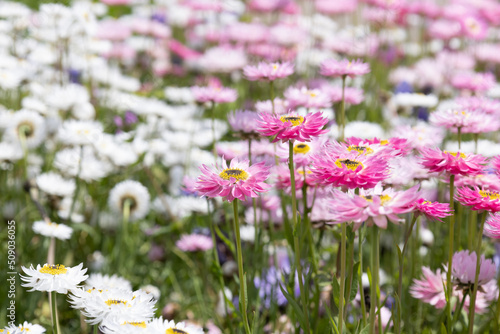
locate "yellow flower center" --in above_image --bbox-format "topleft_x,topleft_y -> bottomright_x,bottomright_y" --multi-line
309,91 -> 317,98
444,151 -> 466,159
293,143 -> 310,154
166,329 -> 188,334
219,168 -> 249,181
363,195 -> 392,204
347,145 -> 374,155
39,264 -> 67,275
123,321 -> 147,328
422,200 -> 432,205
479,190 -> 500,201
297,170 -> 312,175
105,299 -> 128,306
380,140 -> 389,145
335,159 -> 364,171
280,116 -> 304,126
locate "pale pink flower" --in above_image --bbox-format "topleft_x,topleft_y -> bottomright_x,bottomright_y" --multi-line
410,267 -> 447,309
228,22 -> 268,44
451,72 -> 495,92
176,234 -> 213,252
323,85 -> 364,105
284,86 -> 331,109
484,212 -> 500,238
191,84 -> 237,104
243,62 -> 294,81
451,251 -> 496,286
428,19 -> 462,40
320,59 -> 370,78
315,0 -> 357,14
228,110 -> 261,138
460,16 -> 488,40
255,99 -> 290,115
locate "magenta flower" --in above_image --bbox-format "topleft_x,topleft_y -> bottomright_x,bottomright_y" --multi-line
243,62 -> 294,81
191,84 -> 237,104
310,151 -> 389,189
451,251 -> 496,286
455,173 -> 500,192
327,184 -> 420,228
195,158 -> 270,202
455,186 -> 500,212
345,137 -> 411,157
276,137 -> 328,168
410,267 -> 447,309
228,110 -> 261,138
257,111 -> 329,143
493,156 -> 500,177
484,212 -> 500,238
320,58 -> 370,78
176,234 -> 213,252
414,198 -> 453,222
419,147 -> 486,176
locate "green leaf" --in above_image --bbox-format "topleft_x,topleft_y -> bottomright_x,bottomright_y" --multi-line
332,276 -> 340,309
349,262 -> 361,302
440,322 -> 447,334
323,303 -> 340,334
214,225 -> 235,255
279,283 -> 308,330
359,325 -> 370,334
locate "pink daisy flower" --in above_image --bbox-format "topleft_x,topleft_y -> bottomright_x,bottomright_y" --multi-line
414,198 -> 453,222
327,184 -> 420,228
310,151 -> 389,189
346,137 -> 411,157
460,16 -> 488,41
191,84 -> 237,104
462,280 -> 498,314
455,174 -> 500,192
284,86 -> 331,109
255,98 -> 290,115
324,85 -> 365,105
419,147 -> 486,176
320,58 -> 370,78
484,212 -> 500,238
272,164 -> 316,194
451,251 -> 496,286
195,158 -> 270,202
315,0 -> 357,15
276,137 -> 328,168
176,234 -> 213,252
243,62 -> 294,81
429,109 -> 475,130
456,97 -> 500,115
455,186 -> 500,212
257,111 -> 329,143
493,156 -> 500,177
410,267 -> 447,309
451,72 -> 496,92
228,110 -> 261,139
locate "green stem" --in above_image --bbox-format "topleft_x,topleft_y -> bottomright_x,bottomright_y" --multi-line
452,290 -> 468,328
50,291 -> 60,334
369,226 -> 380,334
288,141 -> 311,334
344,226 -> 355,321
397,215 -> 418,317
232,200 -> 251,334
457,127 -> 462,150
94,325 -> 98,334
340,76 -> 346,141
270,81 -> 275,115
68,145 -> 84,223
468,211 -> 487,334
18,124 -> 30,180
118,199 -> 131,274
359,228 -> 367,327
446,174 -> 456,334
456,201 -> 463,250
469,210 -> 476,250
339,223 -> 347,334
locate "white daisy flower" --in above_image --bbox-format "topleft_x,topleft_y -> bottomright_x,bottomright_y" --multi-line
36,172 -> 75,197
108,180 -> 150,221
0,141 -> 23,162
57,120 -> 103,146
85,273 -> 132,291
5,109 -> 46,148
100,316 -> 151,334
148,318 -> 204,334
54,146 -> 113,182
73,288 -> 156,325
5,321 -> 45,334
139,285 -> 160,301
21,263 -> 88,294
32,220 -> 73,240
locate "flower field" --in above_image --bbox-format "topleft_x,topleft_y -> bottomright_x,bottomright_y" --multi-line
2,0 -> 500,333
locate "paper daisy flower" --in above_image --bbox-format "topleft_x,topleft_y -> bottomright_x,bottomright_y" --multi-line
310,150 -> 389,189
228,110 -> 261,139
5,321 -> 46,334
85,273 -> 132,291
243,61 -> 294,81
57,120 -> 104,146
5,109 -> 47,149
195,157 -> 270,202
419,147 -> 486,176
414,198 -> 453,222
176,234 -> 213,252
484,212 -> 500,238
148,318 -> 204,334
455,186 -> 500,212
451,251 -> 496,287
345,137 -> 411,157
320,58 -> 370,78
191,85 -> 237,104
327,184 -> 420,228
36,172 -> 75,197
257,111 -> 329,143
276,136 -> 328,168
410,267 -> 447,309
100,316 -> 151,334
108,180 -> 150,221
21,263 -> 88,294
284,86 -> 331,109
32,220 -> 73,240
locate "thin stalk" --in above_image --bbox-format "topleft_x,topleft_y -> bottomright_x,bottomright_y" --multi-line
456,202 -> 463,249
468,211 -> 487,334
48,237 -> 55,265
359,228 -> 367,327
452,290 -> 468,328
50,291 -> 60,334
117,199 -> 131,274
288,141 -> 311,334
18,124 -> 29,179
344,226 -> 355,321
397,215 -> 418,312
340,76 -> 346,141
339,223 -> 347,334
270,81 -> 275,115
457,127 -> 462,150
94,325 -> 98,334
446,174 -> 456,334
232,200 -> 251,334
369,226 -> 380,334
469,210 -> 477,250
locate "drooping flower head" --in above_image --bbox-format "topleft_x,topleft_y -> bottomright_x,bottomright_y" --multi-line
195,158 -> 270,202
257,111 -> 329,143
414,198 -> 453,222
320,58 -> 370,78
310,149 -> 390,189
419,147 -> 486,176
243,62 -> 294,81
327,184 -> 420,229
455,186 -> 500,212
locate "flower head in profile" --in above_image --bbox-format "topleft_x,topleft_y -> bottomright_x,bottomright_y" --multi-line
320,58 -> 370,78
148,318 -> 204,334
455,186 -> 500,212
191,83 -> 237,104
327,184 -> 420,229
243,62 -> 294,81
410,267 -> 447,309
284,86 -> 331,109
419,147 -> 486,176
228,110 -> 261,139
33,220 -> 73,240
195,158 -> 270,202
21,263 -> 88,294
414,199 -> 453,222
451,72 -> 495,92
310,150 -> 389,189
176,234 -> 213,252
484,212 -> 500,238
257,112 -> 329,143
451,251 -> 496,288
5,321 -> 46,334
